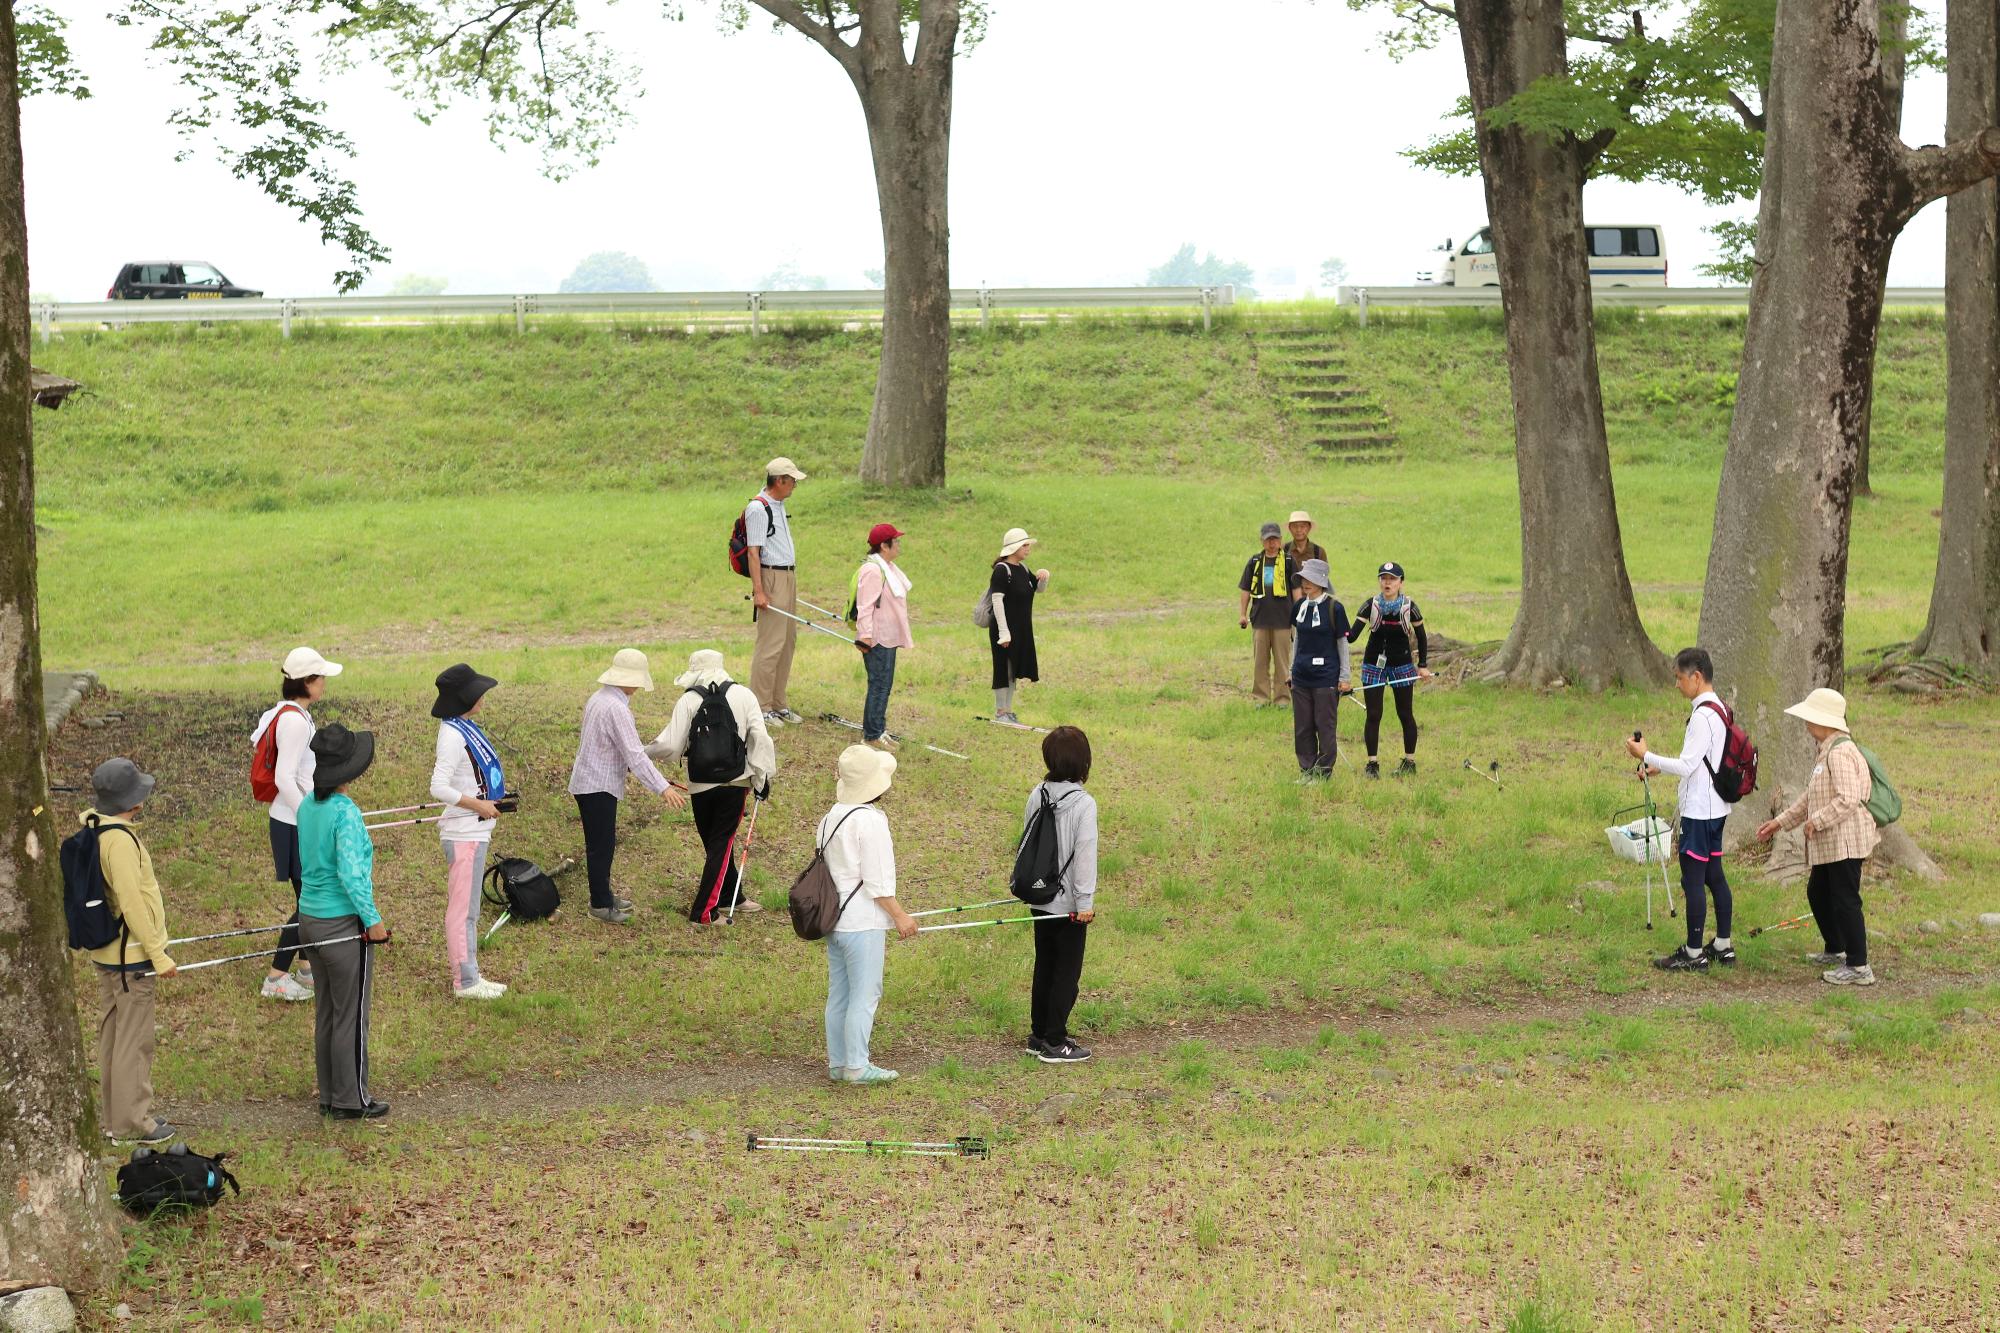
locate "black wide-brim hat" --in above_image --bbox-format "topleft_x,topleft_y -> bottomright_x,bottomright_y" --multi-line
431,662 -> 499,719
310,723 -> 376,790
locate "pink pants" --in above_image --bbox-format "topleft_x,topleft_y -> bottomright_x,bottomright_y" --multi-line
444,841 -> 488,990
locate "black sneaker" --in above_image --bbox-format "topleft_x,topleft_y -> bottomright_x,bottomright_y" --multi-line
1652,949 -> 1710,972
327,1101 -> 391,1120
1703,941 -> 1737,966
1364,761 -> 1381,780
1024,1035 -> 1048,1056
1395,757 -> 1417,778
1037,1039 -> 1092,1064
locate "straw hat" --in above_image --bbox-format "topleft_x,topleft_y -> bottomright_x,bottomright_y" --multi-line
1783,687 -> 1850,733
598,648 -> 655,691
1288,510 -> 1313,528
675,649 -> 731,690
835,744 -> 897,805
999,527 -> 1036,557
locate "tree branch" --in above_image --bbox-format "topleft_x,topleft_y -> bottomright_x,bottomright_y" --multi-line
854,0 -> 907,70
1723,88 -> 1765,134
913,0 -> 961,68
1903,126 -> 2000,208
748,0 -> 861,77
1412,0 -> 1458,21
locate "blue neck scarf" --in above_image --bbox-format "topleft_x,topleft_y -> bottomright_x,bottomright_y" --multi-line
443,716 -> 506,801
1376,594 -> 1409,619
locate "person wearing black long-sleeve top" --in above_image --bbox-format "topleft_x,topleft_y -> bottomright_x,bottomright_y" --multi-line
1346,561 -> 1433,778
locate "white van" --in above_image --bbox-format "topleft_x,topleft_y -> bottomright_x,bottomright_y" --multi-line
1425,225 -> 1668,287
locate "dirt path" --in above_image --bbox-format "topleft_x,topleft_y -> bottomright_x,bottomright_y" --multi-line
168,964 -> 1999,1137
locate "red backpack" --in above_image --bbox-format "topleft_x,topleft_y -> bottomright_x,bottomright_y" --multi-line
250,703 -> 306,803
727,496 -> 773,578
1698,700 -> 1759,802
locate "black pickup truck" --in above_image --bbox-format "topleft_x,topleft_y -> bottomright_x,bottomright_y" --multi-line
107,261 -> 262,300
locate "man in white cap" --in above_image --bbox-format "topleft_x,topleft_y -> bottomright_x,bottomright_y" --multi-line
1754,688 -> 1883,986
746,458 -> 808,728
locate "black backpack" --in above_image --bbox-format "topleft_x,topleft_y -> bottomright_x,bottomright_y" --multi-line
483,857 -> 561,921
60,816 -> 136,951
788,809 -> 865,941
685,683 -> 748,784
1010,787 -> 1076,906
116,1144 -> 239,1215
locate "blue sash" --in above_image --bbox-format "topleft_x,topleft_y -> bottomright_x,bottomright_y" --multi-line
443,717 -> 506,801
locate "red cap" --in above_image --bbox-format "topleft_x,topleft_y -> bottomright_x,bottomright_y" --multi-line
868,523 -> 904,546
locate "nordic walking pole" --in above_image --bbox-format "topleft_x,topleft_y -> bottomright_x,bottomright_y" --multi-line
908,898 -> 1017,919
911,914 -> 1051,933
1461,758 -> 1502,788
747,1133 -> 989,1158
143,932 -> 370,977
1747,912 -> 1813,938
365,814 -> 446,833
727,793 -> 762,926
1635,731 -> 1656,931
747,593 -> 845,626
360,802 -> 446,819
166,922 -> 295,948
762,603 -> 858,645
818,713 -> 970,761
482,911 -> 512,943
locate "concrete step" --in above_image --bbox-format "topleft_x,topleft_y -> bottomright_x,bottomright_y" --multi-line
1312,435 -> 1400,453
1290,386 -> 1362,401
1296,402 -> 1384,417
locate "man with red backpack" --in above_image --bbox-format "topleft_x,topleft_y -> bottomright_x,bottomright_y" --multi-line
1625,647 -> 1755,972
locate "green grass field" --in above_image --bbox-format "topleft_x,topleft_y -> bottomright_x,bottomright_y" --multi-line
36,314 -> 1999,1328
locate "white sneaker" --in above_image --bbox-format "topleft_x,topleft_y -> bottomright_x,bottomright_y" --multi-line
1823,964 -> 1877,986
261,973 -> 313,1002
762,711 -> 786,729
730,899 -> 765,914
776,709 -> 805,725
1806,950 -> 1845,966
454,979 -> 506,1000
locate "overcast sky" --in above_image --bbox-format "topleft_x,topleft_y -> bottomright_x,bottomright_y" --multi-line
22,0 -> 1954,300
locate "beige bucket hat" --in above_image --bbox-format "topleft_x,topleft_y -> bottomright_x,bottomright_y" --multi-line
1783,687 -> 1850,733
1288,510 -> 1313,528
835,744 -> 897,805
999,527 -> 1036,557
598,648 -> 656,691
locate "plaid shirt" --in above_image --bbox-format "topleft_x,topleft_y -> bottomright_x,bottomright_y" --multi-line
567,686 -> 670,800
1775,734 -> 1880,866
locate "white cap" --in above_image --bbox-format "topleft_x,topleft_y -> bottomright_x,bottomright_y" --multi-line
282,646 -> 343,680
766,457 -> 808,481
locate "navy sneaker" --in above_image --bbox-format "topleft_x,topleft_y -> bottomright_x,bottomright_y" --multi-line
1037,1039 -> 1092,1064
1653,948 -> 1710,973
1703,940 -> 1737,966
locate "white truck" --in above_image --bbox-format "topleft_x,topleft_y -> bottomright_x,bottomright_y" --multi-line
1423,225 -> 1668,287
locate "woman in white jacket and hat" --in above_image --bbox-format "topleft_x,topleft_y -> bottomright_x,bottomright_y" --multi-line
648,650 -> 776,923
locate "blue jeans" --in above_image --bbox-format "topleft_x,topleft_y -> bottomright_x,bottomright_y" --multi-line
862,645 -> 898,740
825,929 -> 886,1073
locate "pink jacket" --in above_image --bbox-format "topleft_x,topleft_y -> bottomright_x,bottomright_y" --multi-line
855,558 -> 913,649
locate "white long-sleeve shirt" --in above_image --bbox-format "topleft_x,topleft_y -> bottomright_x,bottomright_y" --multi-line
252,702 -> 316,826
645,681 -> 776,795
820,803 -> 898,933
1644,690 -> 1733,820
431,723 -> 497,842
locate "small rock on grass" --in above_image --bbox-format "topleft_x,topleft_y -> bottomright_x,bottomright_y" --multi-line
1919,920 -> 1943,935
1979,913 -> 2000,930
0,1287 -> 76,1333
1580,881 -> 1621,895
112,1307 -> 132,1324
1368,1067 -> 1397,1084
1034,1093 -> 1079,1123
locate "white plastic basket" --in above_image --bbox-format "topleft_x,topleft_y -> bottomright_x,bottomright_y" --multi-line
1604,816 -> 1672,864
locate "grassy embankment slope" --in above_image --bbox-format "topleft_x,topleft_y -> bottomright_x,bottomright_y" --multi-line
32,313 -> 1999,1328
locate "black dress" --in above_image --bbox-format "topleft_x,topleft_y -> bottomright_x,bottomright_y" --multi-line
988,561 -> 1042,688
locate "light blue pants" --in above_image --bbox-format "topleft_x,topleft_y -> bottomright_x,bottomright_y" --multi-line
825,929 -> 886,1074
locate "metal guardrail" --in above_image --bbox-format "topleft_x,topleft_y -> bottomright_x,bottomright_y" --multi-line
1333,284 -> 1947,327
34,284 -> 1238,341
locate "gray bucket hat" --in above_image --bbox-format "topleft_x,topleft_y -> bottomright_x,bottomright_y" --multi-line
91,757 -> 156,814
1300,558 -> 1331,590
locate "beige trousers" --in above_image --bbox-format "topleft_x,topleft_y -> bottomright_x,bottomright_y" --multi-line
752,567 -> 799,711
1252,625 -> 1293,703
96,968 -> 158,1138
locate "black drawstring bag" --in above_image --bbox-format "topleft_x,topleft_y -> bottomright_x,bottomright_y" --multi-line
483,857 -> 560,921
116,1144 -> 239,1215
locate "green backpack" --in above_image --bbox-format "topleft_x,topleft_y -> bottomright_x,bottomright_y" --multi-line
1832,737 -> 1900,827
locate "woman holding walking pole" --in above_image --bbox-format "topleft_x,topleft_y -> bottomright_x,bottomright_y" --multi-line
853,522 -> 913,749
1023,726 -> 1099,1064
648,650 -> 776,923
430,662 -> 510,997
820,745 -> 919,1084
297,724 -> 392,1120
250,646 -> 342,1002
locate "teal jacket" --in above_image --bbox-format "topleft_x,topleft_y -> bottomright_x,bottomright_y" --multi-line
297,793 -> 380,927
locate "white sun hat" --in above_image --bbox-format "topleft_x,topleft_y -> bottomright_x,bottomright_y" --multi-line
999,527 -> 1036,557
835,744 -> 897,806
1782,687 -> 1850,733
597,648 -> 656,691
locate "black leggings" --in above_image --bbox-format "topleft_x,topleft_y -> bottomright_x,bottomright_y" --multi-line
574,791 -> 621,910
1679,853 -> 1733,951
1363,683 -> 1417,757
688,786 -> 749,923
271,880 -> 303,973
1805,858 -> 1868,966
1030,916 -> 1089,1044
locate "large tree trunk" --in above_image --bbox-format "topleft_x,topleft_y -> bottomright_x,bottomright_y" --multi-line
1700,0 -> 1999,877
855,31 -> 953,489
1917,0 -> 2000,672
1456,0 -> 1667,690
0,5 -> 123,1290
